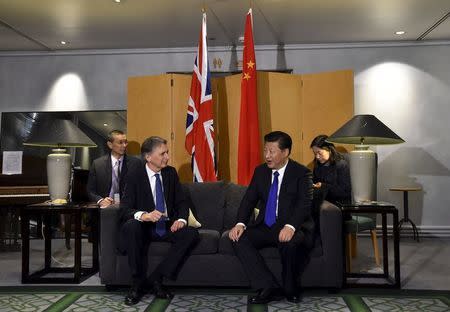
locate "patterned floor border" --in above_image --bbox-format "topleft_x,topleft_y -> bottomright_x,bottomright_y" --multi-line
0,287 -> 449,312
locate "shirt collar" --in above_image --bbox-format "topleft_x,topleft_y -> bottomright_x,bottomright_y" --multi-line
273,159 -> 289,176
111,155 -> 124,165
146,164 -> 161,178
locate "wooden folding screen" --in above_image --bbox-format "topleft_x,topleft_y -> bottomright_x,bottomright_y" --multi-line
127,70 -> 354,183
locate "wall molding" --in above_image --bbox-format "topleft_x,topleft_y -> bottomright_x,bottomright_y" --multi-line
1,40 -> 450,58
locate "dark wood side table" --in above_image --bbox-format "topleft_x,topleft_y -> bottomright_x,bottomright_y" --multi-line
21,202 -> 99,284
338,201 -> 400,288
389,187 -> 421,242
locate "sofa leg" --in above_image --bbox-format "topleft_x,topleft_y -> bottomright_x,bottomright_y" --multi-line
345,234 -> 352,273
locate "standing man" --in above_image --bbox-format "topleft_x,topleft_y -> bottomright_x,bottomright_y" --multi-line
87,130 -> 141,208
229,131 -> 314,304
118,136 -> 199,306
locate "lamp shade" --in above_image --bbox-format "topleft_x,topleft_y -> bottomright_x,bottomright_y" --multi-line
23,119 -> 96,148
327,114 -> 404,145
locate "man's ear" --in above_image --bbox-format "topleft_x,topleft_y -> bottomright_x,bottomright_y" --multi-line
107,141 -> 113,149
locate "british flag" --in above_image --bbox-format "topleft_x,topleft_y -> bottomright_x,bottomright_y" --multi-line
185,13 -> 217,182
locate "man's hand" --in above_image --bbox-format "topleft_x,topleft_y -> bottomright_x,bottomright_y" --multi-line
170,220 -> 185,232
229,224 -> 245,242
312,182 -> 322,189
279,226 -> 295,242
140,210 -> 163,222
99,197 -> 114,208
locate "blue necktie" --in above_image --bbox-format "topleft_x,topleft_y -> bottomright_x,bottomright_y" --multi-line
264,171 -> 279,227
154,173 -> 166,236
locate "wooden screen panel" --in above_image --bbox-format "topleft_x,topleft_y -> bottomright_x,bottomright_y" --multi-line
221,74 -> 242,182
127,75 -> 172,156
211,77 -> 227,181
300,70 -> 354,168
171,74 -> 193,182
263,72 -> 303,164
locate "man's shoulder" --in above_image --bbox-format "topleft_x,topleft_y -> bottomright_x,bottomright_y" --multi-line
125,155 -> 143,166
92,154 -> 109,166
287,159 -> 311,174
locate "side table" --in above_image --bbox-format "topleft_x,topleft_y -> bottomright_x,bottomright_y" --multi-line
21,202 -> 99,283
389,187 -> 421,242
338,201 -> 400,288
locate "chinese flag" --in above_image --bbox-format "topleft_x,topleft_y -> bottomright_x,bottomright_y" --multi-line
237,8 -> 261,185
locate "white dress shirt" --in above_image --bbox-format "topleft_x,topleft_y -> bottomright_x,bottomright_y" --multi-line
134,165 -> 186,225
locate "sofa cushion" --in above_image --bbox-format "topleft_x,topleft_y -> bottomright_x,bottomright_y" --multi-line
183,181 -> 227,231
147,229 -> 219,256
223,183 -> 247,230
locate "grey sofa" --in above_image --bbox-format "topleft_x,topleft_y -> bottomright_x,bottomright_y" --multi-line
100,181 -> 343,288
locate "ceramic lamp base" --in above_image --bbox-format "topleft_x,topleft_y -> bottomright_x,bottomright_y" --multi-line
349,145 -> 377,203
47,148 -> 71,202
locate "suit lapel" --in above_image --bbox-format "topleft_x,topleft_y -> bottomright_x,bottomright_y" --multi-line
161,168 -> 170,207
142,164 -> 155,209
263,165 -> 273,201
104,155 -> 113,187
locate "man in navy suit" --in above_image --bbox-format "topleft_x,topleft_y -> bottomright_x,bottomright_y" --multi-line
118,136 -> 199,306
87,130 -> 141,208
229,131 -> 314,304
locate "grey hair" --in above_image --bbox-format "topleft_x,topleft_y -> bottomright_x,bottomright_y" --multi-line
141,136 -> 167,157
107,129 -> 125,143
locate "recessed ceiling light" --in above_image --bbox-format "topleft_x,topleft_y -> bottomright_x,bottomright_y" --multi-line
395,31 -> 406,35
114,0 -> 121,3
103,123 -> 108,126
60,41 -> 67,45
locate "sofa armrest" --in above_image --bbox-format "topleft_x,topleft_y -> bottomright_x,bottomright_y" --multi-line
99,204 -> 120,283
319,201 -> 343,282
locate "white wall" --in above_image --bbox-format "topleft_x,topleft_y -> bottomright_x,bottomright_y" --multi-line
1,42 -> 450,235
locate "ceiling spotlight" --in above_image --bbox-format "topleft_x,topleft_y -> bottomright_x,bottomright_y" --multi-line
60,41 -> 67,45
103,123 -> 108,127
395,31 -> 405,35
114,0 -> 121,3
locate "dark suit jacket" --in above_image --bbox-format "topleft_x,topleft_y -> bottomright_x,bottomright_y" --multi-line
237,159 -> 315,246
86,153 -> 142,203
118,163 -> 189,227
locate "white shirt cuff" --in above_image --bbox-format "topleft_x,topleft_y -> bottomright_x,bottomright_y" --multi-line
177,218 -> 187,225
97,198 -> 103,205
236,222 -> 247,230
285,224 -> 296,232
134,211 -> 145,221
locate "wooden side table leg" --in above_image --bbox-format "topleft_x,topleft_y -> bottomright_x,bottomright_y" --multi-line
370,229 -> 381,266
74,211 -> 81,283
21,211 -> 30,283
346,233 -> 352,273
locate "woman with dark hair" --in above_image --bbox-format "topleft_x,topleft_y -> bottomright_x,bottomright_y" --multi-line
310,134 -> 351,205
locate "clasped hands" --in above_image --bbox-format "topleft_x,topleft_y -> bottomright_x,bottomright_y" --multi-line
140,210 -> 185,232
228,224 -> 295,242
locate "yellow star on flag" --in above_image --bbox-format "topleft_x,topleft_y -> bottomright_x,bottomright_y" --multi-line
247,60 -> 255,69
243,72 -> 251,80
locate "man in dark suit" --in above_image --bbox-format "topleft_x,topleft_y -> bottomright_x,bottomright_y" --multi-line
118,136 -> 199,306
87,130 -> 141,208
229,131 -> 314,304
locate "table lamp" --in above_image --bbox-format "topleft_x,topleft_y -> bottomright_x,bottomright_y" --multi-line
327,114 -> 404,203
23,119 -> 96,203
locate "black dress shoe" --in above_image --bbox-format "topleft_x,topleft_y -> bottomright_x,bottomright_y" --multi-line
124,286 -> 143,306
286,289 -> 303,303
152,280 -> 174,299
249,288 -> 282,304
286,294 -> 302,303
